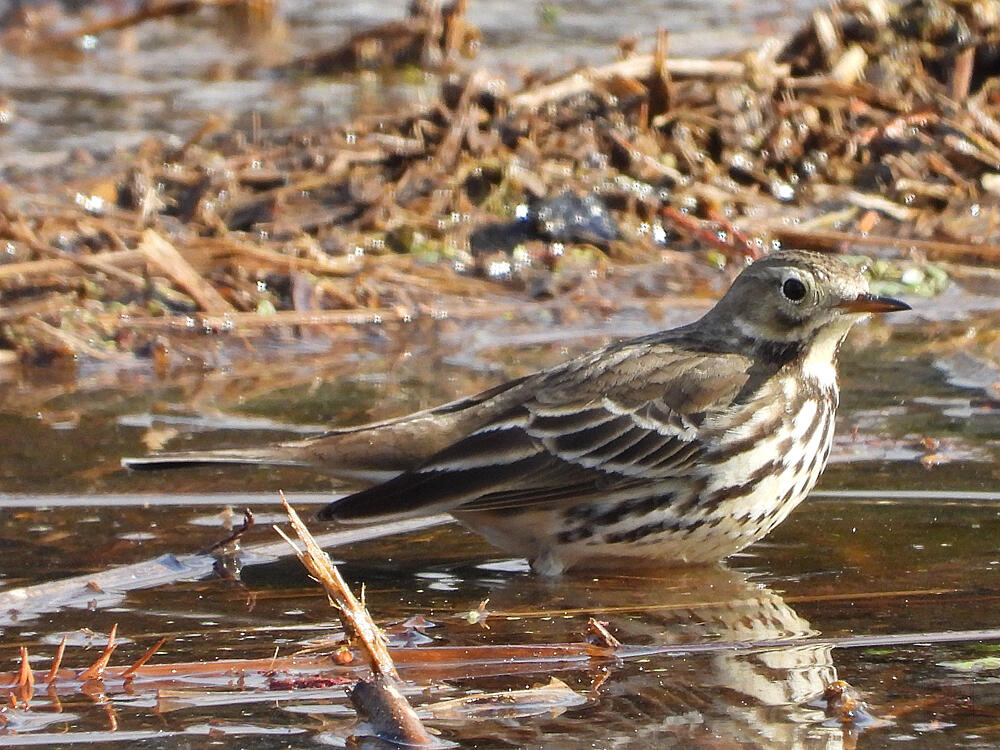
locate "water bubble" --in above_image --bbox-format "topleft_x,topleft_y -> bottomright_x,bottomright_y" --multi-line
74,193 -> 105,214
488,260 -> 512,278
770,181 -> 795,201
730,153 -> 753,171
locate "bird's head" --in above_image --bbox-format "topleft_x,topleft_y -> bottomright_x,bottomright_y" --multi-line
708,250 -> 910,356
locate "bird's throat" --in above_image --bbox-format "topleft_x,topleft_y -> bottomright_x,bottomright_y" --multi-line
798,316 -> 858,388
751,338 -> 804,368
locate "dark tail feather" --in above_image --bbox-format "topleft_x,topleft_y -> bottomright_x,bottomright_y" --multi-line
122,448 -> 308,471
317,464 -> 481,523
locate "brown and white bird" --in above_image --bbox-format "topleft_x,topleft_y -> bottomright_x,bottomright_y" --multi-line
125,250 -> 909,574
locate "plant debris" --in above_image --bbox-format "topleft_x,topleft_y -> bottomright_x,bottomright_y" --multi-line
4,0 -> 1000,364
420,676 -> 586,721
277,495 -> 438,746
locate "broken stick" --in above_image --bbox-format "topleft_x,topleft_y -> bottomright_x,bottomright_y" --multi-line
276,493 -> 436,747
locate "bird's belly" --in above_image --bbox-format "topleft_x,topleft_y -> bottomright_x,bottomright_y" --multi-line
455,395 -> 837,575
698,394 -> 835,526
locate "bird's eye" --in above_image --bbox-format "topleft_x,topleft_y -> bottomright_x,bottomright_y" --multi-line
781,277 -> 807,301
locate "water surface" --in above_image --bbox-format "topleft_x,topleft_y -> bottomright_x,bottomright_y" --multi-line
1,307 -> 999,747
2,0 -> 1000,745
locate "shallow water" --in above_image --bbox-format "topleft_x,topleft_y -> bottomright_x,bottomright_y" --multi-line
1,307 -> 1000,747
3,0 -> 1000,745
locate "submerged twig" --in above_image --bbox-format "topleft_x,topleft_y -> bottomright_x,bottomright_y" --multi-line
0,512 -> 453,624
420,676 -> 586,720
120,637 -> 170,681
44,637 -> 66,685
3,624 -> 1000,693
199,508 -> 255,555
586,618 -> 622,651
13,647 -> 34,706
77,624 -> 119,681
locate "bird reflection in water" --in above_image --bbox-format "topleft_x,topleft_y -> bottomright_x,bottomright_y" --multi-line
435,562 -> 865,749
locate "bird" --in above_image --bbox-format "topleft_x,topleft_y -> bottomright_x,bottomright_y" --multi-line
124,250 -> 909,575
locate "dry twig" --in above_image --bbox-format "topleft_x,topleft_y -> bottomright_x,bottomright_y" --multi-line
276,494 -> 436,746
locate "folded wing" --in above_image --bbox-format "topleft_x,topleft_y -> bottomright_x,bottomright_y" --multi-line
323,345 -> 753,522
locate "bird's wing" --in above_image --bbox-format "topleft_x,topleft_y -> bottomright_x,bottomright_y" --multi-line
323,345 -> 753,522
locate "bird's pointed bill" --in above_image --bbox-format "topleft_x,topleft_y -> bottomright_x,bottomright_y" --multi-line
837,293 -> 911,314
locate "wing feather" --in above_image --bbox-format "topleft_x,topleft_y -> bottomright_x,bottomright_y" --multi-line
325,344 -> 754,522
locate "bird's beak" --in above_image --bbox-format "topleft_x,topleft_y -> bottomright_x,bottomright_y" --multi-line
837,293 -> 911,314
